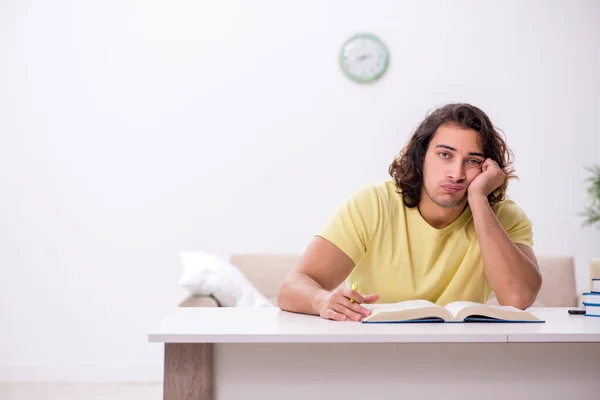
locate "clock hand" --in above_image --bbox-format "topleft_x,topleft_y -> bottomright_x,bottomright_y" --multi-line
353,54 -> 372,62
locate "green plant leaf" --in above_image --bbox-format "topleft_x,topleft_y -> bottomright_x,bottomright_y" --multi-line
581,164 -> 600,229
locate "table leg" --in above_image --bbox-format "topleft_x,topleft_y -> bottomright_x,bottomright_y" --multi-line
164,343 -> 212,400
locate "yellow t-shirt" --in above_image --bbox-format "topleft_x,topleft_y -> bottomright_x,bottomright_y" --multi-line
316,181 -> 534,306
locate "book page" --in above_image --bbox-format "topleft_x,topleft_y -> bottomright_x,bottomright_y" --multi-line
364,299 -> 439,313
445,301 -> 524,316
445,301 -> 536,321
443,301 -> 484,318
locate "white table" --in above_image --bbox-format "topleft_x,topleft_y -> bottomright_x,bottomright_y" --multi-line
148,307 -> 600,400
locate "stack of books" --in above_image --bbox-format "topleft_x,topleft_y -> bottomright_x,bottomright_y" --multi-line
582,278 -> 600,317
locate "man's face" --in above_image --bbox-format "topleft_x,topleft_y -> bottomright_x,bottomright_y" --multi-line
422,123 -> 485,209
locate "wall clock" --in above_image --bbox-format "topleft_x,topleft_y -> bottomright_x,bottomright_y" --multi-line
339,33 -> 389,83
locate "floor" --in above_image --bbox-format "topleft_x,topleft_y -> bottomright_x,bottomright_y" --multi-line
0,383 -> 162,400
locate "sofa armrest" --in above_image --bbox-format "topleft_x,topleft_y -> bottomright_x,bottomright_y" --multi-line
179,295 -> 220,307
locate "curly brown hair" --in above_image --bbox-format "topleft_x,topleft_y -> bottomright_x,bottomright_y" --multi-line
388,103 -> 516,208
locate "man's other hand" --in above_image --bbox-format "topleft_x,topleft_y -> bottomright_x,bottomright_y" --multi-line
468,158 -> 505,199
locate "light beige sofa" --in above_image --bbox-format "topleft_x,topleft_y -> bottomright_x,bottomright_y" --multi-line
179,254 -> 581,308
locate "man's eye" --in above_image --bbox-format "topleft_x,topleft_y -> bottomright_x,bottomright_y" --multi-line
467,159 -> 482,165
439,152 -> 450,159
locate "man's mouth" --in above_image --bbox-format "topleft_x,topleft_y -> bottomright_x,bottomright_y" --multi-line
441,184 -> 464,194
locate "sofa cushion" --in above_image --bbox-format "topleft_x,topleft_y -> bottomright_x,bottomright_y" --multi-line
178,251 -> 273,307
486,255 -> 577,307
533,255 -> 577,307
229,254 -> 300,300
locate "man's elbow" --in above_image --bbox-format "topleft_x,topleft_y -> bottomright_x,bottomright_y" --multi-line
501,267 -> 542,309
275,272 -> 304,311
498,293 -> 536,310
498,281 -> 542,310
275,275 -> 292,310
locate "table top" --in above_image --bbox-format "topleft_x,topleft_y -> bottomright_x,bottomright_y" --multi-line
148,307 -> 600,344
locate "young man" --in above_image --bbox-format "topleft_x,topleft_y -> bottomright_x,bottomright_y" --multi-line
277,103 -> 542,321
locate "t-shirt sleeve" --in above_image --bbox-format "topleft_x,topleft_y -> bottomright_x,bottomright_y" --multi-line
316,185 -> 380,264
493,199 -> 534,248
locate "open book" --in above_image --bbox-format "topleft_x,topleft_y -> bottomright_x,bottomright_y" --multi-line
361,300 -> 543,323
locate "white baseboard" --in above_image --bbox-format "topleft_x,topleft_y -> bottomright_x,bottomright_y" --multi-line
0,364 -> 163,382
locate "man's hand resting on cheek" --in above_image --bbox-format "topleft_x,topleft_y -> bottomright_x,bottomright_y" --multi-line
468,158 -> 505,200
315,287 -> 379,322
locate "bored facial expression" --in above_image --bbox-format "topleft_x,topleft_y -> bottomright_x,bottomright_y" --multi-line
422,123 -> 485,208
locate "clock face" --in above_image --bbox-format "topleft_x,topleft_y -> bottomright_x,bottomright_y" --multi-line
339,33 -> 389,83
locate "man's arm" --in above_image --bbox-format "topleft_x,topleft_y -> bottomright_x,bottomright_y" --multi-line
276,236 -> 379,321
468,195 -> 541,309
278,184 -> 381,320
467,156 -> 542,309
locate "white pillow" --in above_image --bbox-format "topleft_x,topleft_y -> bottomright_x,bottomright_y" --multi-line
178,251 -> 274,308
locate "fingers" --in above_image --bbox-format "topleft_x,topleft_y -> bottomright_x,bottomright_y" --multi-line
482,159 -> 491,172
320,308 -> 347,321
362,293 -> 380,303
330,302 -> 364,322
339,287 -> 364,303
318,289 -> 377,322
339,287 -> 379,308
320,295 -> 364,321
339,296 -> 372,317
484,158 -> 502,171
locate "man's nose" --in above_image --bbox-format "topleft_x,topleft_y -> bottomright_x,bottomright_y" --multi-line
448,161 -> 466,182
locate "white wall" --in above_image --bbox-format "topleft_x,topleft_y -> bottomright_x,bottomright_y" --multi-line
1,0 -> 599,381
